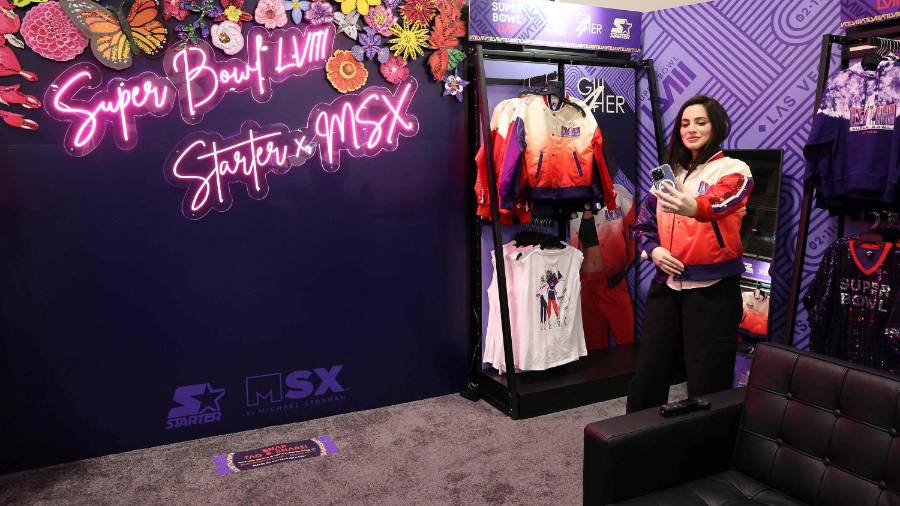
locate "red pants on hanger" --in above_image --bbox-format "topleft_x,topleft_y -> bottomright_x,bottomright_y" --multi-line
581,271 -> 635,349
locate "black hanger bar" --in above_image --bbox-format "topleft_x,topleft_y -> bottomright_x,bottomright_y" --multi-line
484,72 -> 558,87
482,48 -> 644,69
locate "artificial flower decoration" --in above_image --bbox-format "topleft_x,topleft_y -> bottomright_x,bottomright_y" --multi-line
382,0 -> 399,9
20,1 -> 88,61
305,0 -> 333,25
443,69 -> 467,102
352,26 -> 388,63
183,0 -> 224,37
215,0 -> 252,25
332,11 -> 359,39
164,0 -> 189,21
363,5 -> 395,37
283,0 -> 309,25
0,0 -> 24,48
379,54 -> 408,85
12,0 -> 47,8
211,20 -> 243,54
176,20 -> 201,43
426,12 -> 464,81
389,19 -> 428,61
326,49 -> 368,93
255,0 -> 288,29
339,0 -> 379,17
399,0 -> 434,26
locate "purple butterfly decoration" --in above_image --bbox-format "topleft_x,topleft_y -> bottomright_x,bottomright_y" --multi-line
351,27 -> 390,64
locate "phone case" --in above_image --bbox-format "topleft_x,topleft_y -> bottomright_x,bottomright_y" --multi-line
651,164 -> 678,194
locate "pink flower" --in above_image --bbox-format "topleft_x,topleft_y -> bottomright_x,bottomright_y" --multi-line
364,5 -> 395,37
164,0 -> 189,21
20,1 -> 88,62
211,21 -> 244,55
255,0 -> 288,28
379,54 -> 409,85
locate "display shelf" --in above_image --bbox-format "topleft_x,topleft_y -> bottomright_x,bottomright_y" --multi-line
474,345 -> 638,419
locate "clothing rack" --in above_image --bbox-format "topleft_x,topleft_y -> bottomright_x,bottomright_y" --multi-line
463,43 -> 665,419
784,26 -> 900,346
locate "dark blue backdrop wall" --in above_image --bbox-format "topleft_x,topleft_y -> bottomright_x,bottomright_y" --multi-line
0,25 -> 469,473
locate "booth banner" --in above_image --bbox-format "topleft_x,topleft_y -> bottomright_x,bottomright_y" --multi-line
468,0 -> 641,53
637,0 -> 840,347
842,0 -> 900,27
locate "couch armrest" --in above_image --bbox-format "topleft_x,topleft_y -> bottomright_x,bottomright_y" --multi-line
583,387 -> 746,505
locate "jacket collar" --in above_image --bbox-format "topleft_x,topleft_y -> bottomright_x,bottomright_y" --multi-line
704,150 -> 725,164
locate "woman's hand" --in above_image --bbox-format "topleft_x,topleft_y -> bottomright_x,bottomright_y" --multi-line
654,179 -> 697,217
651,246 -> 684,276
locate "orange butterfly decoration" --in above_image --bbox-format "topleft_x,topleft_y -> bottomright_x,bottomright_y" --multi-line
427,0 -> 465,81
61,0 -> 169,70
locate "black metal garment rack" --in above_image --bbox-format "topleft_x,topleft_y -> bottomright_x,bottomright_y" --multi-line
784,27 -> 900,346
462,43 -> 665,419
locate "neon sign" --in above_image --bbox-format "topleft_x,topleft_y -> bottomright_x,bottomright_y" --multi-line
44,24 -> 422,219
165,79 -> 419,219
166,121 -> 317,219
163,25 -> 333,125
311,79 -> 418,173
45,62 -> 175,157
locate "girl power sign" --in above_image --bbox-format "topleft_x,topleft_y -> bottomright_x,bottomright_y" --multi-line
43,25 -> 419,220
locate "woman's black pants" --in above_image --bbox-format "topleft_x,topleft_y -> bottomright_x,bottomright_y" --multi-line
626,275 -> 742,413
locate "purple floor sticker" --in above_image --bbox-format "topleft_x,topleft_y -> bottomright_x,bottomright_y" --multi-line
213,435 -> 339,475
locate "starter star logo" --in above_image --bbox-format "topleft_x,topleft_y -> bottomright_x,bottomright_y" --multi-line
610,18 -> 632,39
166,383 -> 226,430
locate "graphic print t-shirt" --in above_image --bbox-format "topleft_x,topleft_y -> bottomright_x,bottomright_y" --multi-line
804,60 -> 900,211
804,238 -> 900,374
512,245 -> 586,371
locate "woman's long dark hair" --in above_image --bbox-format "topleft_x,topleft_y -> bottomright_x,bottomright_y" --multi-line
664,95 -> 731,171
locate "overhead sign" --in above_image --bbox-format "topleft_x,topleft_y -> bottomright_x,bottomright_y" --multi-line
468,0 -> 641,53
842,0 -> 900,27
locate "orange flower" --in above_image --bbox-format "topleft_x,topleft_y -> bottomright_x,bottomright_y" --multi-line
326,50 -> 369,93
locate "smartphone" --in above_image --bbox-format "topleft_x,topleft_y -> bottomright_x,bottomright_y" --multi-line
650,164 -> 678,195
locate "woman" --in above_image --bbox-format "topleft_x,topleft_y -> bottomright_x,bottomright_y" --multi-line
627,95 -> 753,413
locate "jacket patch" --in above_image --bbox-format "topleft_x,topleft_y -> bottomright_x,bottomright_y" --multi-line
697,181 -> 710,195
561,124 -> 581,137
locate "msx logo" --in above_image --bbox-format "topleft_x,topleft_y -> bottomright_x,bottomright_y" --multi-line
246,365 -> 345,407
610,18 -> 632,39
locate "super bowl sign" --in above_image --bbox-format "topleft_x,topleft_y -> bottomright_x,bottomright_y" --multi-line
842,0 -> 900,27
44,25 -> 419,220
467,0 -> 640,53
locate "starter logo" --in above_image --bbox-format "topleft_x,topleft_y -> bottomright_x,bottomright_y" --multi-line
245,365 -> 348,416
165,383 -> 226,430
610,18 -> 632,39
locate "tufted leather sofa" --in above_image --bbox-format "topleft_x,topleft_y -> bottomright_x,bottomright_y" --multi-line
583,342 -> 900,505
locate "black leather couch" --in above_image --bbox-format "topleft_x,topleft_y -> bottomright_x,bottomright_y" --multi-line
583,342 -> 900,505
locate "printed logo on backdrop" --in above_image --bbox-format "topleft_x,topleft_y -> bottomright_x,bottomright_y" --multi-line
166,383 -> 226,430
636,1 -> 840,347
842,0 -> 900,27
610,18 -> 633,40
577,78 -> 628,115
245,365 -> 347,416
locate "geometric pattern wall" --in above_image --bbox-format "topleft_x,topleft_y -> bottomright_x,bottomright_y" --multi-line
636,0 -> 841,348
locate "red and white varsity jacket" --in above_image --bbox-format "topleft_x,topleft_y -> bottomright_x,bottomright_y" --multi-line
499,95 -> 617,211
474,97 -> 532,223
634,151 -> 754,283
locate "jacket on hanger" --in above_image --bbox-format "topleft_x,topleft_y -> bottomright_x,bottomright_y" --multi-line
474,97 -> 532,223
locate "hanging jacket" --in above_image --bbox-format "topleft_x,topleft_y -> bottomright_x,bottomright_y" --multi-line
474,97 -> 532,223
634,151 -> 754,283
568,183 -> 636,285
498,94 -> 618,212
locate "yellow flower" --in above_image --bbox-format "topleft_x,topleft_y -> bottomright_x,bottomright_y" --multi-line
340,0 -> 380,16
224,5 -> 243,22
389,20 -> 429,61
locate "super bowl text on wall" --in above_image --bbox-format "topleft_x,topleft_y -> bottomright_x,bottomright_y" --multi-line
43,23 -> 420,220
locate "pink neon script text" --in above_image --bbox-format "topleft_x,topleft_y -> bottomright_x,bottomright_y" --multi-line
164,25 -> 333,125
311,79 -> 419,173
45,62 -> 175,157
165,121 -> 317,220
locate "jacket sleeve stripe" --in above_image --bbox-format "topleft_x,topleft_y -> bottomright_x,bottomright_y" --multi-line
711,175 -> 753,214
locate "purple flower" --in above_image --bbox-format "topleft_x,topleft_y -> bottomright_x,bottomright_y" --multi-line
443,69 -> 469,102
351,26 -> 389,63
305,1 -> 333,25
